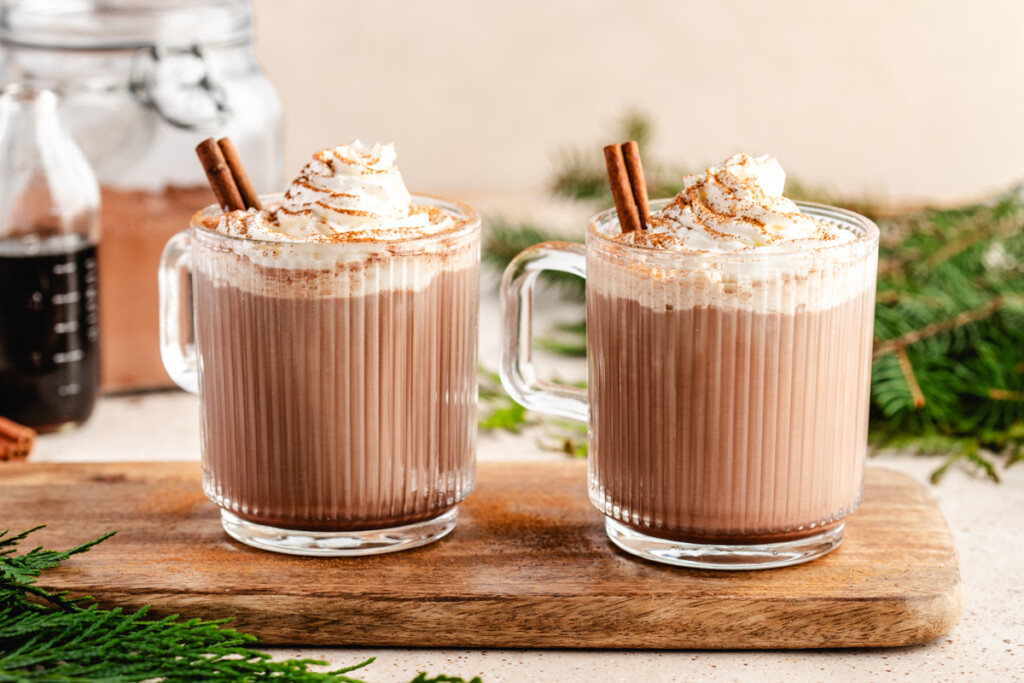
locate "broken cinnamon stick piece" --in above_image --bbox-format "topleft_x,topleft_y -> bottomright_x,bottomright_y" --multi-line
217,137 -> 262,211
196,138 -> 245,212
603,143 -> 642,234
621,141 -> 649,230
0,415 -> 36,462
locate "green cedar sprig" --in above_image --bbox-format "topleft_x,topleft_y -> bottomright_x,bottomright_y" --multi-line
0,527 -> 483,683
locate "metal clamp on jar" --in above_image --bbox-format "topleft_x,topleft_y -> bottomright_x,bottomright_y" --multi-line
0,0 -> 283,390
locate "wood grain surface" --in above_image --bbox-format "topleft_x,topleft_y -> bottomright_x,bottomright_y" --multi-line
0,461 -> 962,649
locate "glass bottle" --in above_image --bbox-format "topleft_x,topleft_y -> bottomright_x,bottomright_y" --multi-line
0,85 -> 101,432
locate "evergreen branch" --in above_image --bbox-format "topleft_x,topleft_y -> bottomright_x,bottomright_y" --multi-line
877,195 -> 1023,275
478,368 -> 534,433
536,417 -> 589,458
537,320 -> 588,357
0,528 -> 482,682
925,224 -> 996,269
894,347 -> 926,409
549,112 -> 690,203
929,441 -> 1001,484
873,296 -> 1008,358
478,368 -> 586,450
875,291 -> 953,307
483,217 -> 585,301
989,389 -> 1024,401
1008,442 -> 1024,467
930,450 -> 968,485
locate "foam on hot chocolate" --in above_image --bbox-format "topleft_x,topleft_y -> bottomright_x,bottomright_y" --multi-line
616,153 -> 854,253
190,142 -> 478,297
588,154 -> 878,314
216,141 -> 457,243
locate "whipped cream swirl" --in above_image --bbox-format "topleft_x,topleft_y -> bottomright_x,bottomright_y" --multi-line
213,141 -> 454,242
616,153 -> 855,253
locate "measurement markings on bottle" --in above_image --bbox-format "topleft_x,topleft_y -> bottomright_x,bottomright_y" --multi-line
83,257 -> 99,339
52,261 -> 77,275
53,321 -> 80,334
51,291 -> 80,305
52,349 -> 85,364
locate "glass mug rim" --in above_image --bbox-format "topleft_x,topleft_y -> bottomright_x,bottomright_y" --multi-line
188,191 -> 482,252
586,198 -> 879,263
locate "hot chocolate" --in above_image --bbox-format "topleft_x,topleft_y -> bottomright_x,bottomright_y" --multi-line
193,243 -> 478,533
163,141 -> 480,554
499,152 -> 879,569
587,154 -> 878,563
587,288 -> 874,544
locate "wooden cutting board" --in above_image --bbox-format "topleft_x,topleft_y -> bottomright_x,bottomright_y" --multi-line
0,461 -> 961,649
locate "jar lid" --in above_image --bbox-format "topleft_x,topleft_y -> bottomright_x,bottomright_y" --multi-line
0,0 -> 253,50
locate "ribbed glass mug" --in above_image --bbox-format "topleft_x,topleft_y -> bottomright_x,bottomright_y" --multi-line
500,200 -> 878,569
159,194 -> 480,556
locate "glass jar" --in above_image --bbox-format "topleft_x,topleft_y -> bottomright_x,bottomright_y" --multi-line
0,0 -> 283,390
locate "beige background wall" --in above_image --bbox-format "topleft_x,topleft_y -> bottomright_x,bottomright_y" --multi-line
251,0 -> 1024,204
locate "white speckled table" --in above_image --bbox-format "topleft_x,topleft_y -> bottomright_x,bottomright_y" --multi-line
28,286 -> 1024,682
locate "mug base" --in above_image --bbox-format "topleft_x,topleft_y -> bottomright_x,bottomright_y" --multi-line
605,518 -> 844,570
220,507 -> 458,557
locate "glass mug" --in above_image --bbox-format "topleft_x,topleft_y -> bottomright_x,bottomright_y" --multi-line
500,200 -> 878,569
159,194 -> 480,556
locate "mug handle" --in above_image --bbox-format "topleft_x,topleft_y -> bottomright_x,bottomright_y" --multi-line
499,241 -> 588,422
158,230 -> 199,394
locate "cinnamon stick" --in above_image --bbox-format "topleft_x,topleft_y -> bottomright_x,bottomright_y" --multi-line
603,143 -> 642,234
217,137 -> 262,210
620,141 -> 649,230
0,415 -> 36,462
195,138 -> 245,212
